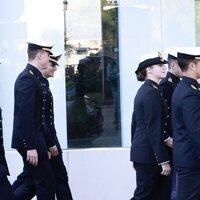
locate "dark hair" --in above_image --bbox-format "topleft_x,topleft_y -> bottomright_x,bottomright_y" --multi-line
136,68 -> 147,81
27,48 -> 42,61
178,58 -> 198,72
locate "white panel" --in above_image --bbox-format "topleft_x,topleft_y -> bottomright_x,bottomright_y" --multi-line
0,0 -> 67,149
7,148 -> 135,200
118,0 -> 162,147
161,0 -> 196,50
118,0 -> 196,147
0,0 -> 26,151
67,148 -> 135,200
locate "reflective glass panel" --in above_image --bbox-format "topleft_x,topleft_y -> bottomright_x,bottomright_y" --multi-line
65,0 -> 121,148
196,0 -> 200,45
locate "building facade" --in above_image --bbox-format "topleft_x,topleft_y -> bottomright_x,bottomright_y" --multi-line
0,0 -> 200,199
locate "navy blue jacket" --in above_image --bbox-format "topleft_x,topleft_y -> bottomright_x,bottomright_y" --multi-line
41,78 -> 61,152
12,64 -> 50,151
172,76 -> 200,168
159,72 -> 180,138
0,108 -> 9,175
130,79 -> 169,165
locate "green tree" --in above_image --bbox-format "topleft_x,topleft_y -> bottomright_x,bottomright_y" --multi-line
101,0 -> 118,55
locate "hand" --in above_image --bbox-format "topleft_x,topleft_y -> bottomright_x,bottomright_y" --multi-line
166,137 -> 173,148
27,149 -> 38,166
161,163 -> 171,176
49,145 -> 59,157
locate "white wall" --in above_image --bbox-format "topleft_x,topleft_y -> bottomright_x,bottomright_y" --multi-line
0,0 -> 198,199
6,148 -> 135,200
0,0 -> 196,149
118,0 -> 196,147
0,0 -> 67,149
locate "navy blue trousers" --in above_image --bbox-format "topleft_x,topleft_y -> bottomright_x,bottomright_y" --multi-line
13,149 -> 55,200
131,163 -> 172,200
176,167 -> 200,200
12,152 -> 73,200
171,168 -> 178,200
0,164 -> 14,200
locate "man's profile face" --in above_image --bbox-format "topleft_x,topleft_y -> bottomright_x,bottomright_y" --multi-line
194,60 -> 200,79
42,61 -> 57,78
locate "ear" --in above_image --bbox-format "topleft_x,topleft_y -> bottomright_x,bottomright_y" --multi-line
36,51 -> 43,59
170,61 -> 176,70
146,66 -> 152,74
188,62 -> 196,71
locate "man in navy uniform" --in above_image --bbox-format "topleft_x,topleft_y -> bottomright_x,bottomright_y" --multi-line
12,42 -> 56,200
0,107 -> 14,200
12,54 -> 73,200
159,49 -> 182,200
41,54 -> 73,200
172,47 -> 200,200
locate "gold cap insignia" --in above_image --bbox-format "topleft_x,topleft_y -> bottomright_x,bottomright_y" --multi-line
29,70 -> 34,75
158,51 -> 164,61
195,56 -> 200,60
42,47 -> 52,52
191,84 -> 197,90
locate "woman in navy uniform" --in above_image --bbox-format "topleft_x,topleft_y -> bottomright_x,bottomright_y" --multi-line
130,52 -> 171,200
172,48 -> 200,200
0,108 -> 14,200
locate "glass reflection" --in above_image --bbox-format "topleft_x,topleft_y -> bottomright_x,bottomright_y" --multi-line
65,0 -> 121,148
195,0 -> 200,46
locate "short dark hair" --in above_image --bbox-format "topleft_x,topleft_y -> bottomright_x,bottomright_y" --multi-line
178,58 -> 198,72
136,68 -> 147,81
27,48 -> 42,61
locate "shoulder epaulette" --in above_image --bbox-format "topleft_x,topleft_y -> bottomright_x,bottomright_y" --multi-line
29,70 -> 34,75
151,84 -> 158,89
168,77 -> 172,83
191,84 -> 198,90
